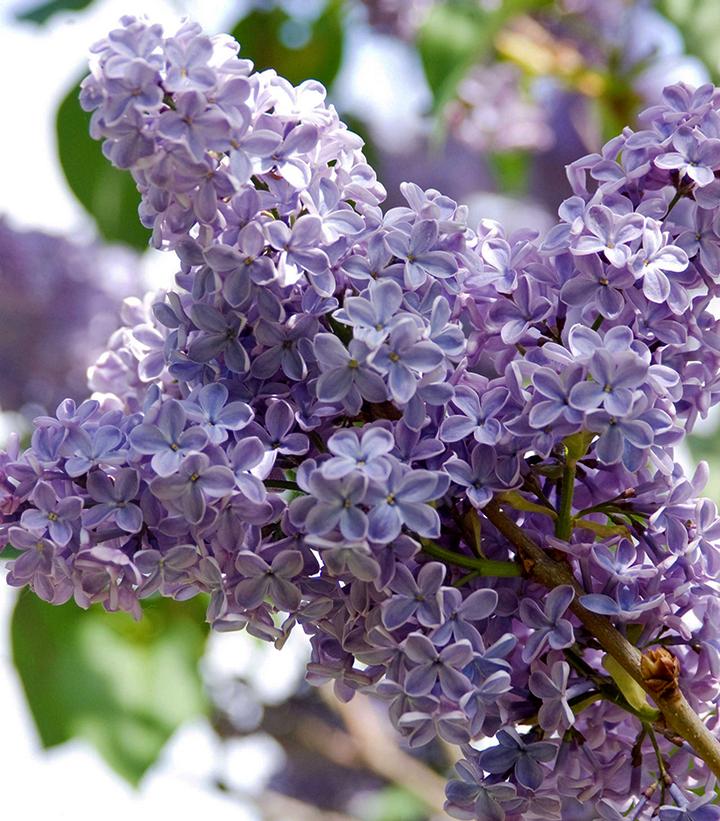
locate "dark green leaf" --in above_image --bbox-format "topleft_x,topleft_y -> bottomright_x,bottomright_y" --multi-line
230,0 -> 344,88
658,0 -> 720,83
417,0 -> 550,113
1,545 -> 21,560
56,78 -> 150,250
16,0 -> 94,24
12,591 -> 209,784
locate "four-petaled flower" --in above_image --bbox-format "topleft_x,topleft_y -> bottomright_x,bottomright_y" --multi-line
21,481 -> 82,545
519,584 -> 575,662
478,727 -> 557,791
150,452 -> 235,523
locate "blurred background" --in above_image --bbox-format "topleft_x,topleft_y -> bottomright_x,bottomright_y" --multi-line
1,0 -> 720,818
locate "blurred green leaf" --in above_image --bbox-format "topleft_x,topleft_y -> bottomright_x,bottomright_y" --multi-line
16,0 -> 94,24
417,0 -> 549,113
230,0 -> 344,88
358,785 -> 428,821
1,545 -> 21,560
659,0 -> 720,83
688,431 -> 720,502
12,592 -> 209,784
56,78 -> 150,250
488,150 -> 530,195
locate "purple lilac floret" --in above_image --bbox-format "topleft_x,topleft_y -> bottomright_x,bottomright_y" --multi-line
4,16 -> 720,819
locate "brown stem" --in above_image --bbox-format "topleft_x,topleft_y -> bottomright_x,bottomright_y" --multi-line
319,688 -> 448,813
483,498 -> 720,780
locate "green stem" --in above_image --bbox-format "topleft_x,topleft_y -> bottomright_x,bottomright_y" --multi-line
453,571 -> 481,588
663,188 -> 685,219
591,314 -> 604,331
570,692 -> 603,715
555,452 -> 577,541
420,540 -> 521,577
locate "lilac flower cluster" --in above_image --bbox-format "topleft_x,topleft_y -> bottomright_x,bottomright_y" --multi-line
5,16 -> 720,819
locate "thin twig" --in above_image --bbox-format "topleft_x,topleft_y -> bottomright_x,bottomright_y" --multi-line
257,790 -> 363,821
420,539 -> 521,577
320,687 -> 448,814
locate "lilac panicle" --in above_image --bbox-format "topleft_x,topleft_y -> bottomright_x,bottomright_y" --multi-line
4,16 -> 720,819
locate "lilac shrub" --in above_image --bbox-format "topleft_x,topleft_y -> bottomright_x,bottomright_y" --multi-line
0,219 -> 137,413
4,16 -> 720,820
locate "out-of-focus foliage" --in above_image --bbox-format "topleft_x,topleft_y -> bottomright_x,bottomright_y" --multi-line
12,592 -> 209,784
417,0 -> 548,112
56,79 -> 150,250
359,786 -> 428,821
687,431 -> 720,500
15,0 -> 93,24
230,0 -> 344,89
660,0 -> 720,82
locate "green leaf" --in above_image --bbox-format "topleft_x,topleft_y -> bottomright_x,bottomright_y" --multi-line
16,0 -> 94,24
658,0 -> 720,83
488,150 -> 531,196
417,0 -> 549,113
56,78 -> 150,250
359,785 -> 428,821
1,545 -> 21,560
230,0 -> 344,88
12,591 -> 209,784
602,654 -> 660,722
